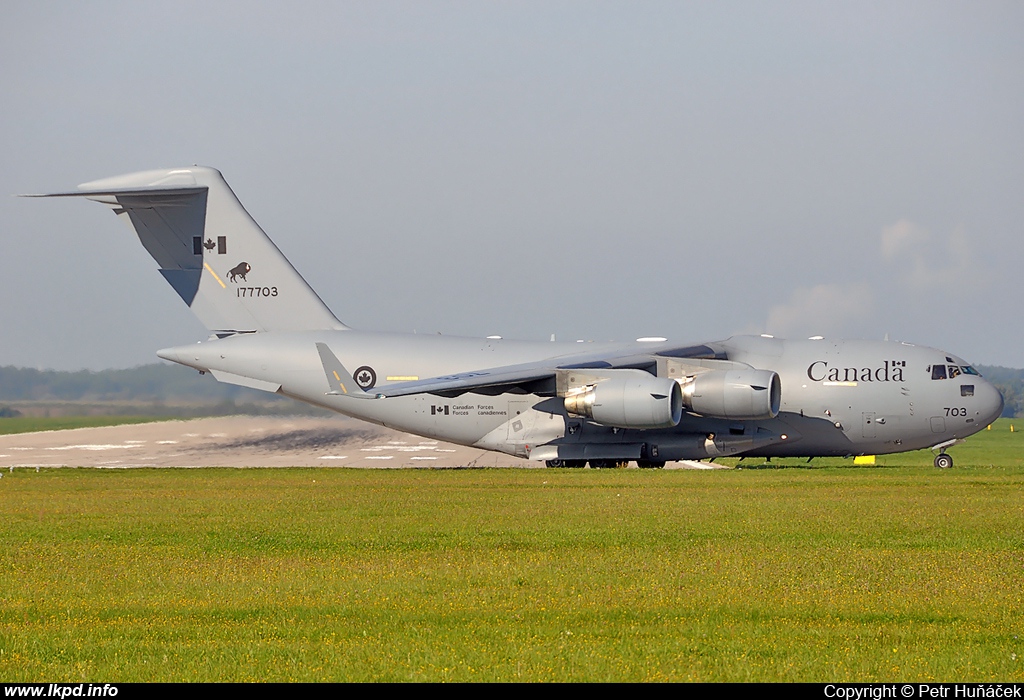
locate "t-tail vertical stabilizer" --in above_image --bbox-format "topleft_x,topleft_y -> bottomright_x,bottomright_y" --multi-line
32,166 -> 346,336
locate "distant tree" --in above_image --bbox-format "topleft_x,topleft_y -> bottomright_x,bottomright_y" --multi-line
977,365 -> 1024,418
0,364 -> 331,416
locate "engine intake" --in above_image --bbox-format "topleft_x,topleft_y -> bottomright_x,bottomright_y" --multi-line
564,370 -> 683,429
680,369 -> 781,420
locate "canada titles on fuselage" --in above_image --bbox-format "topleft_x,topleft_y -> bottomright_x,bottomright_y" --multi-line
807,360 -> 907,384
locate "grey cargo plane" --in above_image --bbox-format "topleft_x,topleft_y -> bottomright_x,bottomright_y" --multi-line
33,166 -> 1004,468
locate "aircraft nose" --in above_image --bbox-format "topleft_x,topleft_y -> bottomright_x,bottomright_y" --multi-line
980,380 -> 1005,425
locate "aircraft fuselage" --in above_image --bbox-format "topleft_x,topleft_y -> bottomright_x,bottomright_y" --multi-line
158,331 -> 1004,463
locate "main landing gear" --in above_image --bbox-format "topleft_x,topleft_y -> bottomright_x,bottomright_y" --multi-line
545,459 -> 586,468
588,459 -> 630,469
544,459 -> 665,469
636,460 -> 666,469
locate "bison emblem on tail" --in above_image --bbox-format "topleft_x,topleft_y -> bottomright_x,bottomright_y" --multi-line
228,262 -> 251,282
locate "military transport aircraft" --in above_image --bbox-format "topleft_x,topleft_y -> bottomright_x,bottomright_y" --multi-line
31,167 -> 1004,468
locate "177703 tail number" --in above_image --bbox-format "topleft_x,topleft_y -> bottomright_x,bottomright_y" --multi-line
237,287 -> 278,298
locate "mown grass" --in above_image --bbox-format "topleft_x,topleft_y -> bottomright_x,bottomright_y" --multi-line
0,421 -> 1021,682
0,415 -> 169,436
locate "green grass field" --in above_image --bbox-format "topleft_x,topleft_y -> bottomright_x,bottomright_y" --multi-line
0,420 -> 1021,682
0,415 -> 169,436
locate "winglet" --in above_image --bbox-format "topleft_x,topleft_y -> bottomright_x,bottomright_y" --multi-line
316,342 -> 379,398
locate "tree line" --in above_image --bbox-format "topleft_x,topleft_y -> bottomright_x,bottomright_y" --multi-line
0,362 -> 1020,417
977,365 -> 1024,418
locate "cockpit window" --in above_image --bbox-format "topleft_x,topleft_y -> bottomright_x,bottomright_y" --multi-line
962,385 -> 975,397
930,363 -> 980,380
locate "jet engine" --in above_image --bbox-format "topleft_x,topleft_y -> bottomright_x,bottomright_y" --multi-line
679,369 -> 781,420
564,370 -> 683,429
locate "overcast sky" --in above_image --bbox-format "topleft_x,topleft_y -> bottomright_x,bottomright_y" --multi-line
2,1 -> 1022,371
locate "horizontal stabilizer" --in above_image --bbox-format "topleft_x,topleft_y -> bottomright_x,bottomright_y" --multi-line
208,369 -> 282,393
22,186 -> 207,199
316,343 -> 377,399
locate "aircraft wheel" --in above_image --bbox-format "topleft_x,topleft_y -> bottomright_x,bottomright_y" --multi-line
934,453 -> 953,469
589,459 -> 614,469
565,460 -> 586,468
546,459 -> 565,468
637,460 -> 666,469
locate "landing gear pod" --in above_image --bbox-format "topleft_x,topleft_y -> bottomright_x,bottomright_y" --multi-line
680,369 -> 782,420
564,370 -> 683,429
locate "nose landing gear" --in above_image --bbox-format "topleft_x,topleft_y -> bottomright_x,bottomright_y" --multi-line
930,437 -> 963,469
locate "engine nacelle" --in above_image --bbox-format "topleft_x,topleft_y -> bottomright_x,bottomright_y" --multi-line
680,369 -> 781,420
564,370 -> 683,429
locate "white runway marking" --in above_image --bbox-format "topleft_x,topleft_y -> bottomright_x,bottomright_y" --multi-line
45,444 -> 143,451
361,444 -> 440,453
319,456 -> 348,460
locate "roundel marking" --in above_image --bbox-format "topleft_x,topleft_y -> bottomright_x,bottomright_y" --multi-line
353,366 -> 377,390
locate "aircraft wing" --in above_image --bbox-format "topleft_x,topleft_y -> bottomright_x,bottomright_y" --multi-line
317,341 -> 734,399
372,362 -> 560,398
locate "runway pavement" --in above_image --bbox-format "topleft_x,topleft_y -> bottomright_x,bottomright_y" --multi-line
0,415 -> 728,469
0,416 -> 535,469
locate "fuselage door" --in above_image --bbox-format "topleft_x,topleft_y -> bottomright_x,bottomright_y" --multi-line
862,412 -> 876,439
